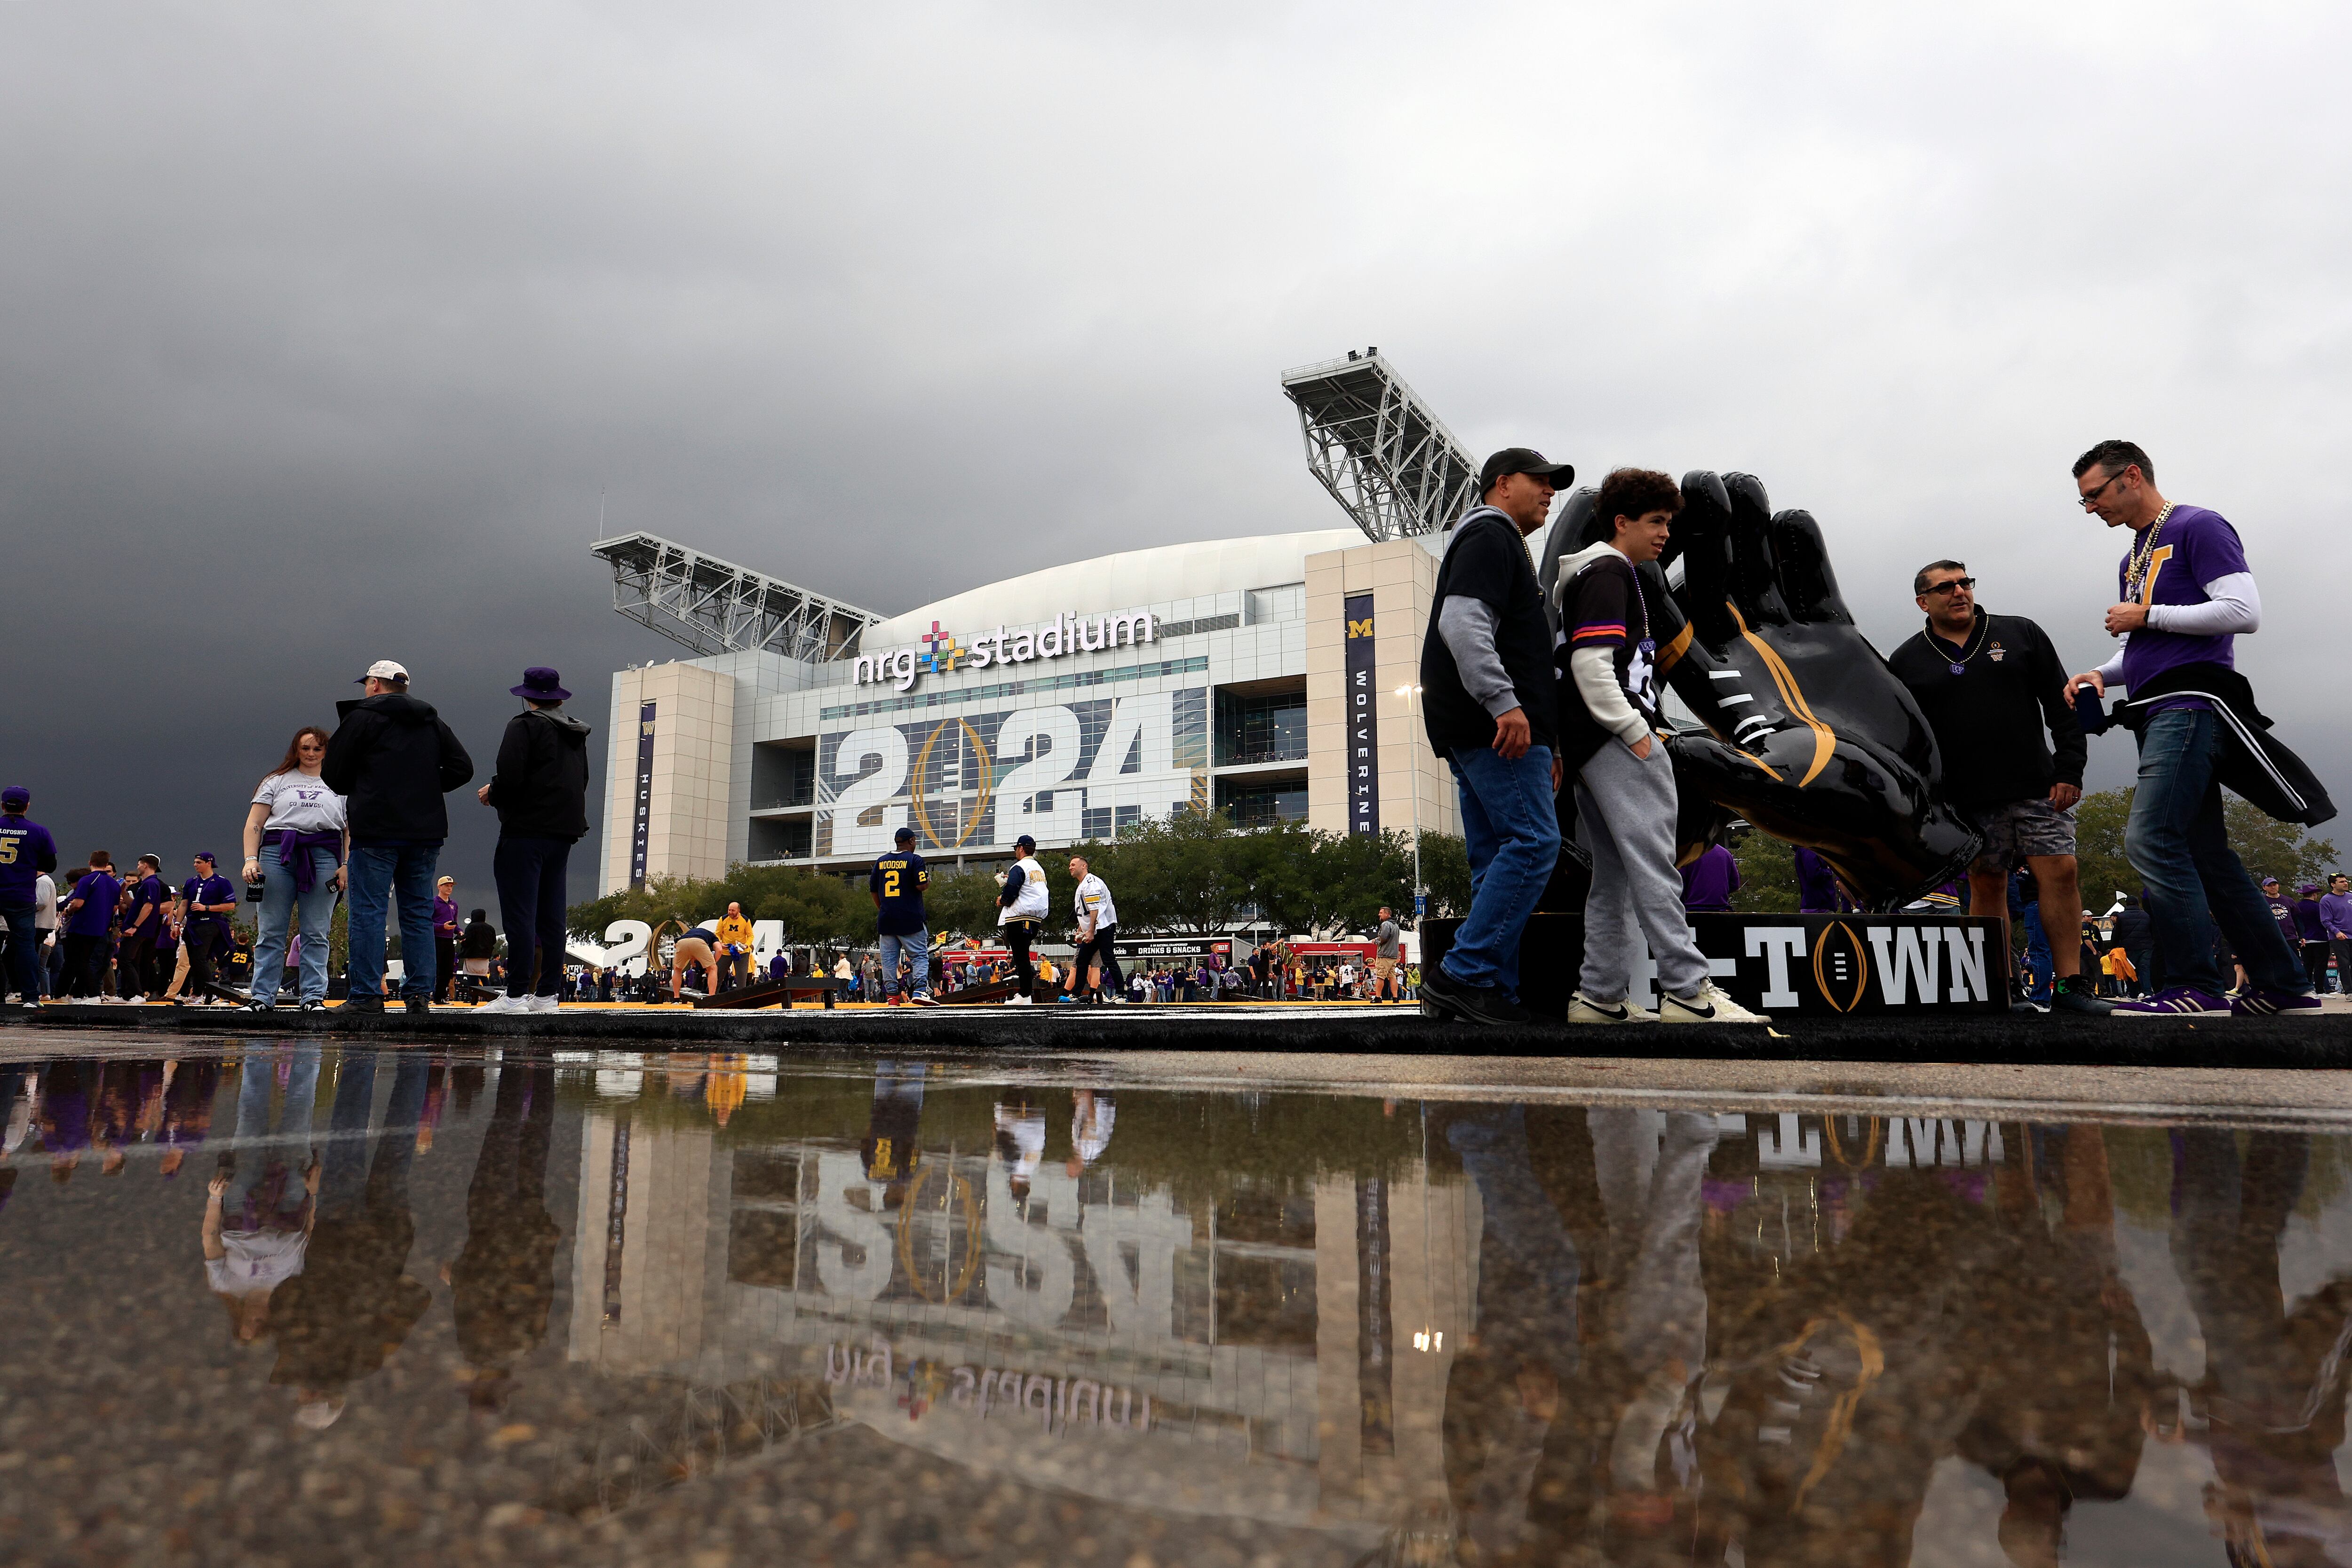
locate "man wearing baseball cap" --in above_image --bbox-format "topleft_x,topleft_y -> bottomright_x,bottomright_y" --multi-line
870,826 -> 938,1006
473,668 -> 591,1015
323,661 -> 474,1015
1416,449 -> 1573,1026
994,834 -> 1049,1004
0,787 -> 57,1007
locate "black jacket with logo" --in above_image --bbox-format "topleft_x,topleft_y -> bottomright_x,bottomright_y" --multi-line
323,693 -> 476,844
485,708 -> 593,843
1888,610 -> 2082,809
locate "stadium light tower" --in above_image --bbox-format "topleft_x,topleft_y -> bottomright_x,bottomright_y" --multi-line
591,531 -> 880,661
1280,349 -> 1481,541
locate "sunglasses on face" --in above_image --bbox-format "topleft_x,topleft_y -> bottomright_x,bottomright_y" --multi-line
1922,577 -> 1977,596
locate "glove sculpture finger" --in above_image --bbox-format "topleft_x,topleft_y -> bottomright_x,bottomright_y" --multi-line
1552,472 -> 1979,909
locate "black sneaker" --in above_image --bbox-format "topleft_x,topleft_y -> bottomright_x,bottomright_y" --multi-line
404,997 -> 432,1017
2051,975 -> 2116,1016
1417,965 -> 1531,1026
342,996 -> 386,1015
298,1000 -> 326,1013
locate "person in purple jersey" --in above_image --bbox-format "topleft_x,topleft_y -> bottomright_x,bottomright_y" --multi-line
59,851 -> 121,999
0,786 -> 59,1008
2293,883 -> 2332,995
1678,842 -> 1740,913
2321,874 -> 2352,996
1792,845 -> 1851,913
2066,440 -> 2321,1018
177,853 -> 239,1004
117,855 -> 168,1001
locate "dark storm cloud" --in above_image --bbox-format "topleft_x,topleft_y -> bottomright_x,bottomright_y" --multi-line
5,0 -> 2350,898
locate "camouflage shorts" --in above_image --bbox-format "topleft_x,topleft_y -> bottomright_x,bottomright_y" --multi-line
1966,796 -> 2077,874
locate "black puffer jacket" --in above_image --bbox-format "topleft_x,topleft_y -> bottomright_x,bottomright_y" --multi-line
323,693 -> 476,843
484,708 -> 593,842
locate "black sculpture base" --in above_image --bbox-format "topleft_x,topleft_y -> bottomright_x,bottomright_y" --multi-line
1422,911 -> 2013,1020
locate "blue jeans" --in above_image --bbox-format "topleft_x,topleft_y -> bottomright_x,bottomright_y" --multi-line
0,901 -> 36,1001
492,836 -> 571,998
880,927 -> 931,998
251,847 -> 340,1004
2127,706 -> 2305,996
346,843 -> 441,1001
1442,744 -> 1561,998
2021,904 -> 2053,1003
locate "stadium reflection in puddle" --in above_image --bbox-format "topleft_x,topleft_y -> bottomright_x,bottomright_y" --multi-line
2,1047 -> 2345,1567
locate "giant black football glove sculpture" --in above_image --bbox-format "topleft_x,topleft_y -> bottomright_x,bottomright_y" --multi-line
1546,472 -> 1978,909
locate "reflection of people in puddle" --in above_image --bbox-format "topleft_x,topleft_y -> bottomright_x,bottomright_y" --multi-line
2168,1129 -> 2352,1566
863,1062 -> 925,1209
40,1059 -> 97,1184
267,1051 -> 434,1431
1957,1122 -> 2153,1568
1440,1104 -> 1582,1562
0,1063 -> 28,1212
447,1061 -> 558,1414
1065,1088 -> 1114,1178
203,1046 -> 322,1342
1696,1156 -> 2010,1567
157,1058 -> 222,1179
993,1092 -> 1045,1204
1568,1109 -> 1721,1554
90,1058 -> 166,1177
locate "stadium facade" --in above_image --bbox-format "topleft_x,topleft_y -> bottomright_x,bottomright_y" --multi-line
594,527 -> 1462,892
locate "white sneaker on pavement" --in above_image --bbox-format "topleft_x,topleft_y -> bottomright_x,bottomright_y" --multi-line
475,994 -> 531,1015
1564,990 -> 1654,1024
1658,982 -> 1769,1024
528,995 -> 561,1014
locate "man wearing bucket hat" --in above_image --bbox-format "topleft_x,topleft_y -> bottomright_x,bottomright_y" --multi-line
323,660 -> 475,1015
474,669 -> 592,1015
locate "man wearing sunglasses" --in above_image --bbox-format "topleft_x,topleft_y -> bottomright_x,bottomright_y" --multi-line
1891,562 -> 2109,1013
2062,439 -> 2324,1018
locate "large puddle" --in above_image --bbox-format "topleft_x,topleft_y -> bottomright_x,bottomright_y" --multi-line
2,1042 -> 2346,1567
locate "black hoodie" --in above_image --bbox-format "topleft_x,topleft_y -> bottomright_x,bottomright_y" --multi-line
484,708 -> 593,842
323,693 -> 476,844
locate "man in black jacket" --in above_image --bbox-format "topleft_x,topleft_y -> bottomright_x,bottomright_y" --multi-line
322,660 -> 475,1014
1416,448 -> 1571,1027
1891,565 -> 2111,1014
473,668 -> 591,1016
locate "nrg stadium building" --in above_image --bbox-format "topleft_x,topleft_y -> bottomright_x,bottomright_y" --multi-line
590,351 -> 1478,892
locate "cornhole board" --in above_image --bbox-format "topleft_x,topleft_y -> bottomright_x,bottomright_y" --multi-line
691,976 -> 845,1011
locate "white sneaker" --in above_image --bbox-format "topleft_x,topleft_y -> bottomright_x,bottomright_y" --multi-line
1005,994 -> 1033,1006
528,995 -> 561,1014
1658,982 -> 1769,1024
474,994 -> 532,1014
1564,990 -> 1653,1025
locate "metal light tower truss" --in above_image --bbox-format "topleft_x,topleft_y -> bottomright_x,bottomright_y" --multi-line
1280,349 -> 1481,541
592,531 -> 880,661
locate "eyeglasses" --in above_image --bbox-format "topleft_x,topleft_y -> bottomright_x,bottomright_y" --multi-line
1921,577 -> 1977,596
2077,470 -> 2131,509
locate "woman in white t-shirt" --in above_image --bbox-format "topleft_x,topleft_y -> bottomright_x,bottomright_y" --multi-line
239,727 -> 349,1009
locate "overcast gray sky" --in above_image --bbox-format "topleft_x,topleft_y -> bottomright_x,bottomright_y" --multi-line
6,0 -> 2348,900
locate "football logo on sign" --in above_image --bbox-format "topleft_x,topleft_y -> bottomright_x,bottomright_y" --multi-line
1811,921 -> 1870,1012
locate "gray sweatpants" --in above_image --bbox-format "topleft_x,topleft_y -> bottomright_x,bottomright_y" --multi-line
1575,739 -> 1712,1002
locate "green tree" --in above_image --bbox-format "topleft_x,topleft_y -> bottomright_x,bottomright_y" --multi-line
1416,832 -> 1474,922
1728,828 -> 1799,914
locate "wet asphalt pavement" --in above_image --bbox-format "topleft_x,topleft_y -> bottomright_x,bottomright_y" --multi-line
4,1029 -> 2350,1567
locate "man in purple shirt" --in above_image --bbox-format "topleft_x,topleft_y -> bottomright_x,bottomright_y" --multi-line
1678,843 -> 1740,913
178,853 -> 238,1004
2320,874 -> 2352,997
60,852 -> 122,999
117,854 -> 169,1001
2066,440 -> 2316,1017
0,786 -> 58,1007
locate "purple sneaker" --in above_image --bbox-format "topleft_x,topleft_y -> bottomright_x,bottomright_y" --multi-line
2232,989 -> 2327,1019
2110,987 -> 2232,1017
